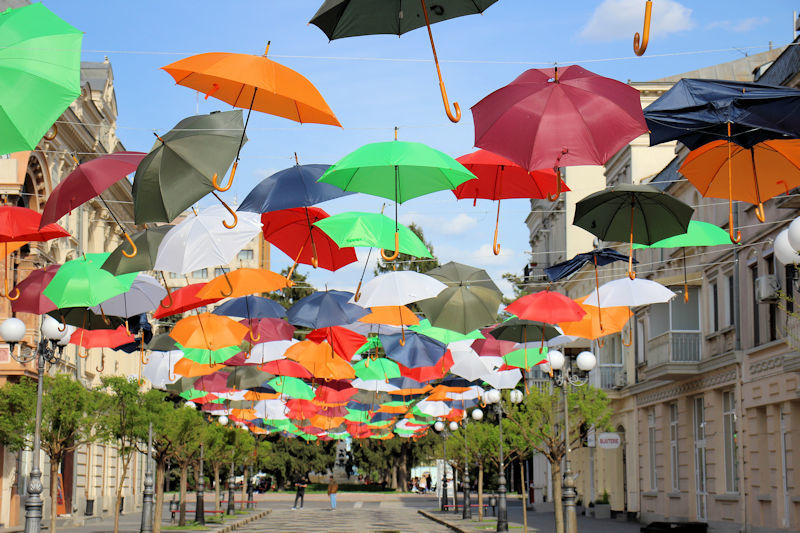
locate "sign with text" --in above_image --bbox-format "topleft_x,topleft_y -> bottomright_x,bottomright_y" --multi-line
597,432 -> 621,449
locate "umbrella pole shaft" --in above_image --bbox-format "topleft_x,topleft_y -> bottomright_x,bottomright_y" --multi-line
593,255 -> 603,331
628,201 -> 635,279
237,89 -> 257,159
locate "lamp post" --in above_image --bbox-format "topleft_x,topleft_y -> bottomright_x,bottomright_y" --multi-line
462,407 -> 484,520
483,388 -> 523,533
1,316 -> 69,533
226,461 -> 236,516
195,443 -> 205,525
542,350 -> 597,533
140,422 -> 154,533
433,420 -> 450,512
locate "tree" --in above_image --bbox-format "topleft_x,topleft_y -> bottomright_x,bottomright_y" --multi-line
165,406 -> 204,526
501,271 -> 531,303
447,420 -> 499,520
269,267 -> 315,309
259,437 -> 336,488
146,392 -> 181,533
351,433 -> 439,490
375,222 -> 439,275
504,384 -> 612,533
231,428 -> 255,510
203,422 -> 234,512
0,377 -> 35,451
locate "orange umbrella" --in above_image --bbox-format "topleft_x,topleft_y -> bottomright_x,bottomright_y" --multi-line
170,313 -> 249,350
559,296 -> 632,341
309,415 -> 345,429
359,305 -> 419,327
243,390 -> 280,401
377,403 -> 409,414
679,139 -> 800,241
161,44 -> 341,193
285,340 -> 355,380
173,358 -> 219,378
231,408 -> 256,419
196,268 -> 287,299
426,384 -> 471,402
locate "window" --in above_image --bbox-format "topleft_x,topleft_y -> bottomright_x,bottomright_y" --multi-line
214,267 -> 230,277
238,249 -> 254,261
192,268 -> 208,279
785,265 -> 796,314
726,275 -> 735,327
694,397 -> 708,520
648,286 -> 700,339
670,403 -> 679,492
648,408 -> 657,490
710,282 -> 719,332
767,255 -> 778,341
636,319 -> 646,365
169,272 -> 179,279
722,391 -> 739,492
750,264 -> 760,345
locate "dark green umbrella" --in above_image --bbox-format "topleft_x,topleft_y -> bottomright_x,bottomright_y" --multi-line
47,307 -> 126,330
165,377 -> 199,394
147,333 -> 178,352
490,318 -> 560,344
416,261 -> 503,333
226,366 -> 274,390
573,184 -> 693,279
132,110 -> 246,225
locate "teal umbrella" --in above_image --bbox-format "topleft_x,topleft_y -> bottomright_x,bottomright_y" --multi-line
44,253 -> 137,308
0,4 -> 83,154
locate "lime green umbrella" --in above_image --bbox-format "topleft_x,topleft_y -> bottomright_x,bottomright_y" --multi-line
0,4 -> 83,154
313,211 -> 432,258
44,253 -> 137,308
503,346 -> 548,370
344,409 -> 372,423
353,357 -> 401,381
327,432 -> 349,440
298,433 -> 318,441
179,388 -> 210,401
354,336 -> 382,356
409,319 -> 484,344
268,376 -> 314,400
178,344 -> 240,365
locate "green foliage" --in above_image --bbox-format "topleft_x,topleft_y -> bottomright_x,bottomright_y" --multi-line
0,377 -> 35,450
259,437 -> 336,487
165,405 -> 205,467
40,374 -> 106,463
501,272 -> 530,303
596,490 -> 610,505
351,432 -> 439,487
448,418 -> 499,468
269,268 -> 314,309
98,376 -> 151,453
375,223 -> 439,274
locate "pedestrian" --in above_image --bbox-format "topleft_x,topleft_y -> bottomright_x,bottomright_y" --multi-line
327,475 -> 338,510
292,473 -> 309,510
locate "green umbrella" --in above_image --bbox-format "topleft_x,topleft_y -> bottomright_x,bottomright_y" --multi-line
44,253 -> 137,308
354,336 -> 382,356
490,317 -> 560,344
131,110 -> 246,224
179,388 -> 210,401
344,409 -> 372,423
46,307 -> 126,330
268,376 -> 314,400
318,139 -> 474,261
101,226 -> 173,275
313,211 -> 432,258
573,184 -> 694,279
179,344 -> 240,365
0,4 -> 83,154
353,357 -> 401,381
409,319 -> 484,344
503,346 -> 548,370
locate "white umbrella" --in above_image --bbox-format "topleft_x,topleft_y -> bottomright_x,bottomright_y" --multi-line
248,339 -> 297,364
351,271 -> 447,307
416,400 -> 452,417
93,274 -> 167,317
446,386 -> 483,401
481,368 -> 522,389
341,321 -> 402,336
449,343 -> 493,381
584,277 -> 676,308
479,355 -> 504,373
351,378 -> 399,392
142,349 -> 182,387
253,399 -> 288,420
153,205 -> 262,274
215,390 -> 249,401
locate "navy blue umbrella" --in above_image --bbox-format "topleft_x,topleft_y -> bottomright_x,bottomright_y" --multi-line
370,412 -> 398,423
545,248 -> 636,282
380,332 -> 446,368
645,79 -> 800,150
237,163 -> 353,214
287,290 -> 369,328
387,376 -> 426,390
115,314 -> 153,353
212,295 -> 286,319
437,376 -> 475,388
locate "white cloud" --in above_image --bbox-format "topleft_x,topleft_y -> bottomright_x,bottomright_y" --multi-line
580,0 -> 694,42
398,212 -> 477,236
706,17 -> 769,33
442,214 -> 478,235
468,243 -> 516,267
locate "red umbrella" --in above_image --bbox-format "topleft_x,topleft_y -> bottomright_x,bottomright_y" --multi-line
505,290 -> 587,324
306,326 -> 366,362
11,265 -> 60,314
240,318 -> 295,344
472,65 -> 648,200
221,351 -> 258,367
317,405 -> 348,418
152,282 -> 223,319
261,207 -> 357,284
398,350 -> 454,383
455,150 -> 569,255
70,326 -> 134,349
314,380 -> 357,404
471,328 -> 516,358
260,359 -> 312,379
40,152 -> 146,257
286,399 -> 320,419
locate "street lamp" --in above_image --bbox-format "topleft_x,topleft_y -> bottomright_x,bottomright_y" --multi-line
1,315 -> 68,533
459,407 -> 485,520
433,420 -> 449,512
545,349 -> 596,533
483,388 -> 523,533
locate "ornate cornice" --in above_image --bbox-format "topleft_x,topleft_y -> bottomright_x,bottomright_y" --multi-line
749,355 -> 784,376
636,369 -> 737,405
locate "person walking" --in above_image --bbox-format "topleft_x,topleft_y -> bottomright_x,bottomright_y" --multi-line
292,473 -> 309,510
327,475 -> 338,510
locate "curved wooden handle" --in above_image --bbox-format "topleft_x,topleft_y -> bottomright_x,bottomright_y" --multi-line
79,349 -> 90,359
755,203 -> 766,223
633,0 -> 652,56
546,175 -> 562,202
159,275 -> 174,309
622,328 -> 633,347
96,353 -> 105,373
492,201 -> 501,256
684,284 -> 690,304
729,224 -> 742,244
99,306 -> 111,325
5,278 -> 19,301
220,203 -> 238,229
121,232 -> 138,258
220,271 -> 234,297
597,338 -> 606,348
213,161 -> 237,192
250,327 -> 261,343
399,327 -> 406,347
380,232 -> 400,261
43,124 -> 58,141
311,256 -> 319,269
141,348 -> 150,365
439,81 -> 461,123
354,281 -> 362,302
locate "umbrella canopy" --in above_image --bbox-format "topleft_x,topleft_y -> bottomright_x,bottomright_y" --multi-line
503,347 -> 548,370
449,343 -> 494,381
472,65 -> 648,172
152,282 -> 223,319
44,253 -> 137,308
313,211 -> 432,258
101,226 -> 172,276
584,278 -> 676,308
505,290 -> 586,324
471,329 -> 516,357
490,318 -> 560,343
132,111 -> 245,224
559,296 -> 632,340
353,271 -> 447,308
92,274 -> 166,318
0,3 -> 83,154
359,306 -> 419,327
142,350 -> 182,387
480,368 -> 522,389
47,307 -> 126,331
350,379 -> 398,393
238,163 -> 351,213
226,366 -> 273,391
545,248 -> 633,282
381,332 -> 447,368
0,206 -> 70,243
268,376 -> 315,400
170,313 -> 249,351
397,350 -> 453,382
153,205 -> 262,274
196,268 -> 287,299
11,265 -> 59,315
212,296 -> 286,319
287,290 -> 369,329
179,345 -> 241,366
633,220 -> 732,249
69,326 -> 134,350
353,357 -> 401,381
306,327 -> 366,362
248,339 -> 298,364
239,318 -> 294,344
285,341 -> 355,380
147,333 -> 178,352
411,320 -> 483,344
261,359 -> 312,379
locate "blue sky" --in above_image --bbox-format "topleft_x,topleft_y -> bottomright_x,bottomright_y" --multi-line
44,0 -> 800,294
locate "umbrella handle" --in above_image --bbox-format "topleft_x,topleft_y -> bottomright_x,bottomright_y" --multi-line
121,232 -> 138,258
420,0 -> 461,123
493,201 -> 501,256
311,256 -> 318,269
546,175 -> 562,202
4,278 -> 19,301
99,306 -> 111,326
159,272 -> 174,309
597,338 -> 605,348
79,349 -> 89,359
96,351 -> 105,373
380,232 -> 400,261
621,327 -> 632,347
354,281 -> 362,302
633,0 -> 652,56
212,192 -> 238,229
728,220 -> 742,244
250,326 -> 261,343
213,162 -> 236,192
399,326 -> 406,347
754,203 -> 766,223
44,124 -> 58,141
220,270 -> 234,297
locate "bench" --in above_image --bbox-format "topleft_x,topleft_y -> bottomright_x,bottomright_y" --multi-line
443,502 -> 495,516
170,507 -> 225,521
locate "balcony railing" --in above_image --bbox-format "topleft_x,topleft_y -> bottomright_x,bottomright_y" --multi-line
598,365 -> 624,389
646,331 -> 702,366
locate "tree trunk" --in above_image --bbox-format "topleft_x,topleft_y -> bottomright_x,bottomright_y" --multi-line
49,455 -> 59,533
551,460 -> 563,533
398,450 -> 409,492
178,463 -> 188,527
520,459 -> 528,533
213,465 -> 221,512
389,465 -> 398,490
240,466 -> 248,510
114,451 -> 133,533
477,462 -> 484,521
154,461 -> 165,533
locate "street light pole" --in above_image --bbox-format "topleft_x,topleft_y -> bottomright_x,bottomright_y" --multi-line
441,431 -> 448,512
562,384 -> 578,533
140,423 -> 154,533
195,443 -> 205,525
462,415 -> 471,520
226,462 -> 236,515
495,402 -> 508,533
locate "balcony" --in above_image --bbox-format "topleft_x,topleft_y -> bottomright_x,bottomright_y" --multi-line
598,365 -> 625,390
641,331 -> 702,380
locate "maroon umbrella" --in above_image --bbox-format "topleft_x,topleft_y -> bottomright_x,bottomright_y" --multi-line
472,65 -> 648,200
239,318 -> 295,344
471,328 -> 516,358
194,371 -> 233,393
260,359 -> 312,379
40,152 -> 146,256
11,265 -> 60,314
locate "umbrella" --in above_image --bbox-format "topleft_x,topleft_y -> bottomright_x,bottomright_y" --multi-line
471,329 -> 516,358
633,220 -> 732,302
315,381 -> 358,404
179,345 -> 241,366
359,306 -> 419,327
91,274 -> 166,318
192,371 -> 233,394
306,327 -> 366,362
196,268 -> 287,300
239,318 -> 294,344
287,290 -> 368,329
350,379 -> 398,393
213,295 -> 286,320
162,46 -> 340,193
397,350 -> 453,382
41,152 -> 146,255
153,205 -> 262,274
131,111 -> 245,226
416,401 -> 451,418
573,184 -> 694,279
238,162 -> 351,213
69,326 -> 133,350
318,137 -> 475,261
584,278 -> 676,308
558,296 -> 632,343
410,320 -> 483,345
309,0 -> 498,122
10,265 -> 59,314
247,339 -> 297,364
472,65 -> 648,199
268,376 -> 315,400
481,368 -> 523,389
416,261 -> 502,334
503,347 -> 548,370
380,332 -> 447,368
454,150 -> 567,253
285,341 -> 355,380
260,207 -> 357,284
262,359 -> 312,379
47,307 -> 126,331
545,248 -> 633,282
505,290 -> 586,324
226,367 -> 273,391
449,343 -> 494,381
387,377 -> 431,396
353,358 -> 401,381
152,282 -> 224,319
147,333 -> 178,352
169,313 -> 249,351
142,350 -> 182,387
44,253 -> 136,308
490,318 -> 560,343
0,3 -> 82,154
